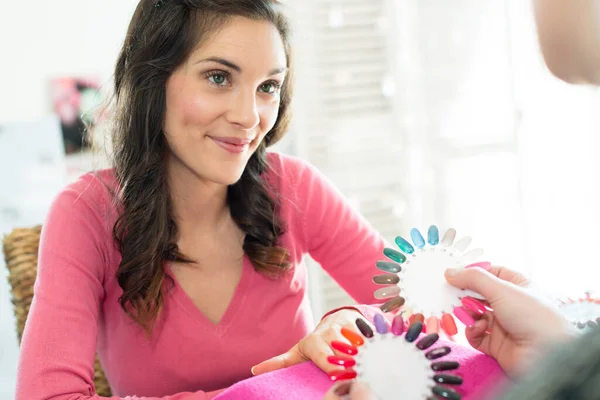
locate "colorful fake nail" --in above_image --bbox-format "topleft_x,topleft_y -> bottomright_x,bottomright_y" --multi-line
341,327 -> 365,346
465,261 -> 492,270
427,225 -> 439,245
383,248 -> 407,263
454,236 -> 472,252
426,316 -> 440,334
373,313 -> 388,334
416,333 -> 439,350
460,248 -> 484,264
331,341 -> 358,355
394,235 -> 415,254
380,296 -> 405,313
355,318 -> 374,338
441,313 -> 458,336
432,361 -> 460,371
453,306 -> 475,327
376,261 -> 402,273
433,374 -> 463,385
372,274 -> 400,285
410,228 -> 425,249
327,369 -> 357,382
391,314 -> 405,336
432,385 -> 461,400
405,321 -> 423,342
461,297 -> 487,315
425,346 -> 451,360
327,355 -> 356,367
442,228 -> 456,247
374,285 -> 401,300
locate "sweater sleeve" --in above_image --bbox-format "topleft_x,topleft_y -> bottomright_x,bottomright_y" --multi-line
295,160 -> 386,307
15,181 -> 221,400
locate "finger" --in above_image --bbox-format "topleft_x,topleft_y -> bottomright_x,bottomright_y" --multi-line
487,266 -> 530,287
323,381 -> 354,399
465,319 -> 489,351
445,267 -> 519,303
251,345 -> 307,375
349,381 -> 375,400
461,297 -> 489,316
309,338 -> 346,373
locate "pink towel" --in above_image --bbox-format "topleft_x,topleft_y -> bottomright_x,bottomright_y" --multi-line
214,340 -> 505,399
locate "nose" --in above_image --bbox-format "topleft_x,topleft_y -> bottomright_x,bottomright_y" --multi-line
226,87 -> 260,130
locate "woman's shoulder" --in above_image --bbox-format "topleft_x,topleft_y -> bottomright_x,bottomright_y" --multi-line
265,151 -> 320,189
51,168 -> 119,224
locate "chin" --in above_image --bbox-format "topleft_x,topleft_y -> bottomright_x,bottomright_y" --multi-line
209,166 -> 247,186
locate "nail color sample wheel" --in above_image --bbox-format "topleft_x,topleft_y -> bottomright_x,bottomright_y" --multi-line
328,315 -> 464,400
374,226 -> 489,337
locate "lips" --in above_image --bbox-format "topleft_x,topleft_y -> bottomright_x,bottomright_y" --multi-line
209,136 -> 253,154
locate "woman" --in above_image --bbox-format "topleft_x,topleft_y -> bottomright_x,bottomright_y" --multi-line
533,0 -> 600,84
17,1 -> 387,398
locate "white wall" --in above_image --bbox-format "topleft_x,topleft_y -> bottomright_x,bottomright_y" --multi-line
0,0 -> 138,123
0,1 -> 138,397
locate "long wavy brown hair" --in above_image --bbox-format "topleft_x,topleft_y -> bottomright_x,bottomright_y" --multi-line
110,0 -> 293,332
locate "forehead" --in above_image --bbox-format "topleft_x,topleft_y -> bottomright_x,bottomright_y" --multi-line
190,16 -> 287,70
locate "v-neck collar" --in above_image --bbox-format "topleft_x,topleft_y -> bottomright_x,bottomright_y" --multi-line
165,255 -> 254,337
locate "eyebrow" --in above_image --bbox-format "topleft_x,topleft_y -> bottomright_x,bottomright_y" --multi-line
195,57 -> 288,76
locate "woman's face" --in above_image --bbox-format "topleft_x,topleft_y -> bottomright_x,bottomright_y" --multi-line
164,16 -> 287,185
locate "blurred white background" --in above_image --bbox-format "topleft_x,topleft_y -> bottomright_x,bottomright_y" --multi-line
1,0 -> 600,398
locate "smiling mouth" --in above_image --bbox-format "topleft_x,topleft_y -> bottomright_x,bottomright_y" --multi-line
209,136 -> 253,154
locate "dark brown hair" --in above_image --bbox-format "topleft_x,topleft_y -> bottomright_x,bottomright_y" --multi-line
111,0 -> 293,332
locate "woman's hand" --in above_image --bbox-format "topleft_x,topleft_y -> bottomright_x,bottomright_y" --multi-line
251,308 -> 366,375
445,266 -> 574,377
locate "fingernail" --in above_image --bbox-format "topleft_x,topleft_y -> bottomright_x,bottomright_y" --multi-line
341,327 -> 365,346
453,306 -> 475,327
251,366 -> 256,376
355,318 -> 374,338
331,341 -> 358,355
461,297 -> 487,315
391,314 -> 405,336
328,369 -> 357,382
334,381 -> 354,396
405,321 -> 423,342
426,316 -> 440,334
431,361 -> 460,371
374,313 -> 388,334
445,268 -> 459,276
380,296 -> 405,313
328,355 -> 357,367
441,313 -> 458,336
465,261 -> 492,270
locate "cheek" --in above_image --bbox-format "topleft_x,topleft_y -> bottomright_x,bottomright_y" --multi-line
259,101 -> 281,132
174,88 -> 223,129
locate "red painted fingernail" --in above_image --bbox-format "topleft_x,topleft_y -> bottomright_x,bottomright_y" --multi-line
461,296 -> 487,315
328,369 -> 358,382
465,261 -> 492,270
331,341 -> 358,355
453,306 -> 475,327
441,313 -> 458,336
327,355 -> 357,367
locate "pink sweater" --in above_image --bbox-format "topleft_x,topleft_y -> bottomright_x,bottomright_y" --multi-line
16,152 -> 388,399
